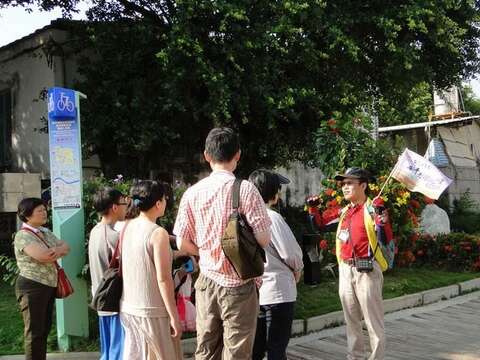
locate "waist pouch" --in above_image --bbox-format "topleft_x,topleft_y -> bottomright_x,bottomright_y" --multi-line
355,257 -> 373,273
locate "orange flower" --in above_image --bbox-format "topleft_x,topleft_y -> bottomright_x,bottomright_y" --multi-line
327,118 -> 336,127
409,199 -> 421,209
473,258 -> 480,271
407,209 -> 419,226
424,196 -> 435,204
410,232 -> 419,243
319,240 -> 329,250
324,188 -> 334,196
406,250 -> 416,263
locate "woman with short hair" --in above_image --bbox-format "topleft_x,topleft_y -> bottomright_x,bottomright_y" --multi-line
248,170 -> 304,360
14,197 -> 70,360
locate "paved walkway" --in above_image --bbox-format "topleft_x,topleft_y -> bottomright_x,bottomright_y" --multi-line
2,292 -> 479,360
287,291 -> 480,360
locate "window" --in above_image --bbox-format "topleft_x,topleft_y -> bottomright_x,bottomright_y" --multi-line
0,89 -> 11,168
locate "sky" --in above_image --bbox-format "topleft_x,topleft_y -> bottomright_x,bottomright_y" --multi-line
0,2 -> 89,47
1,3 -> 480,97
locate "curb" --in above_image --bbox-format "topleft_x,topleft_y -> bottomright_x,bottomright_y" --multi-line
302,278 -> 480,335
421,284 -> 459,305
1,278 -> 479,359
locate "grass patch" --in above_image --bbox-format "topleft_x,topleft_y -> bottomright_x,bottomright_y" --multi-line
1,268 -> 478,354
0,282 -> 99,355
295,268 -> 479,319
0,283 -> 24,355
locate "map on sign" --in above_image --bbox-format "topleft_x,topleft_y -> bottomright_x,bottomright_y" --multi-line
48,117 -> 82,209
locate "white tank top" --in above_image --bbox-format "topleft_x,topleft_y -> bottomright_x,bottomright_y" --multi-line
120,217 -> 169,318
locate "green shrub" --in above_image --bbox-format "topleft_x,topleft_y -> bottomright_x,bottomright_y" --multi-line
0,255 -> 19,286
448,191 -> 480,233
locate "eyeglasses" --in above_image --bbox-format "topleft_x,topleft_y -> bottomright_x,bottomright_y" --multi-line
116,202 -> 129,206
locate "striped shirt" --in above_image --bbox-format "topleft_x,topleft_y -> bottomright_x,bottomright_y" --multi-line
173,170 -> 271,287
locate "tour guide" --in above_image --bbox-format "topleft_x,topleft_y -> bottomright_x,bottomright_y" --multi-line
308,167 -> 393,360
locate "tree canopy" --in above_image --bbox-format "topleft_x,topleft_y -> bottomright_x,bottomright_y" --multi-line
6,0 -> 480,177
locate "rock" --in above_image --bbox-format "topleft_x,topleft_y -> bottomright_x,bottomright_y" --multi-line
420,203 -> 451,235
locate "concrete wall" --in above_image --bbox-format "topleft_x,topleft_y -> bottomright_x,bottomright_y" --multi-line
0,173 -> 41,212
443,165 -> 480,206
277,161 -> 324,207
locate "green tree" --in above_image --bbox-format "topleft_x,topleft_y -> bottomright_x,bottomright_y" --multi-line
462,84 -> 480,115
376,82 -> 433,126
5,0 -> 480,176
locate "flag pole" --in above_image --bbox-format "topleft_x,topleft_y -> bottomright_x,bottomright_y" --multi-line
375,168 -> 394,199
375,155 -> 401,199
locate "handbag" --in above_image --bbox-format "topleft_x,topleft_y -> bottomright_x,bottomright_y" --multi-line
55,264 -> 74,298
221,178 -> 266,280
90,222 -> 128,312
173,269 -> 196,332
20,228 -> 74,298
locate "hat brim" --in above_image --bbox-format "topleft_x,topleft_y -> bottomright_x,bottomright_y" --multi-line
334,173 -> 362,181
275,173 -> 291,184
334,174 -> 375,182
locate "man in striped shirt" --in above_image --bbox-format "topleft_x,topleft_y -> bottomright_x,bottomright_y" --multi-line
174,127 -> 271,360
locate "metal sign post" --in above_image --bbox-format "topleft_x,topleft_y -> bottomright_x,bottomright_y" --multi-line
47,87 -> 89,351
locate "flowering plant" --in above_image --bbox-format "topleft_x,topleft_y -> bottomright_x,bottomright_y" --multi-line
405,232 -> 480,271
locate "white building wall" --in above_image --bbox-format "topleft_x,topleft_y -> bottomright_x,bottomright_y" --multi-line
0,28 -> 71,178
442,166 -> 480,207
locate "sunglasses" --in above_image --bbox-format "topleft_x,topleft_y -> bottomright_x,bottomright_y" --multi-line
341,180 -> 361,186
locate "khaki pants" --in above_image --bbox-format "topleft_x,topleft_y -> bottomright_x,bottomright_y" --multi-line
339,262 -> 385,360
194,274 -> 258,360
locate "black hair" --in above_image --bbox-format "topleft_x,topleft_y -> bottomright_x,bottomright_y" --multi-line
17,197 -> 45,222
130,180 -> 166,211
204,127 -> 240,163
124,201 -> 140,220
248,169 -> 280,203
93,187 -> 124,216
358,177 -> 371,196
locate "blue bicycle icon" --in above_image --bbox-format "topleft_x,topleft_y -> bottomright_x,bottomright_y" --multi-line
57,92 -> 75,112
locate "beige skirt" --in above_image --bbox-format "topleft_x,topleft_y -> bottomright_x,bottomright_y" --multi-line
120,313 -> 183,360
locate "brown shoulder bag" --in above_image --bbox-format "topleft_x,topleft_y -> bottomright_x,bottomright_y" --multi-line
221,178 -> 266,280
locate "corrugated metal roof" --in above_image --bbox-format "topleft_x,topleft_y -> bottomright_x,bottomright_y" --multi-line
378,115 -> 480,133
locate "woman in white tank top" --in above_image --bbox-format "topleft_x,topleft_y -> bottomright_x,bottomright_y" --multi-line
120,180 -> 183,360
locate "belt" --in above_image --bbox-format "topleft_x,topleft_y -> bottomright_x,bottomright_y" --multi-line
342,258 -> 355,266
